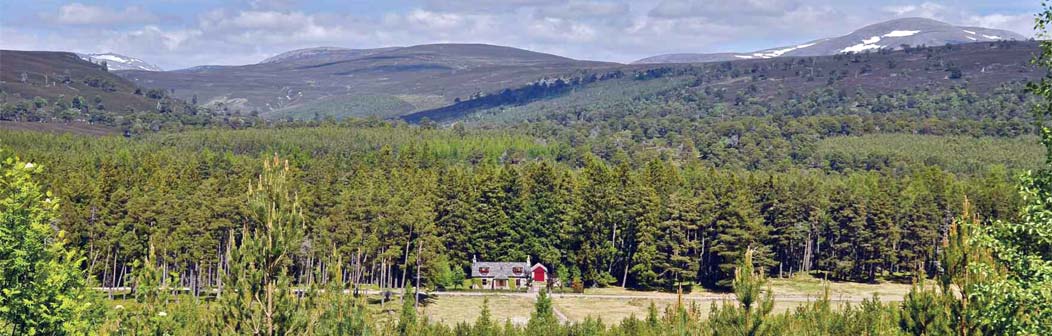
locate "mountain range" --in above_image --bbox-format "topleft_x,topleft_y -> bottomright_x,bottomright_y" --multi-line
113,43 -> 615,120
1,17 -> 1035,126
634,18 -> 1026,64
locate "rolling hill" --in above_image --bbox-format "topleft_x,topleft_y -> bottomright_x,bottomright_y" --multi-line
1,50 -> 174,114
114,43 -> 618,120
635,18 -> 1025,64
0,50 -> 203,134
404,41 -> 1042,123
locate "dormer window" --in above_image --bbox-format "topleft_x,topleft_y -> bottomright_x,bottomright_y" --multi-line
512,267 -> 523,275
479,267 -> 490,275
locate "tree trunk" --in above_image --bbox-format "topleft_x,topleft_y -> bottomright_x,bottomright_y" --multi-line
401,225 -> 415,291
109,252 -> 118,299
415,239 -> 422,308
621,249 -> 632,288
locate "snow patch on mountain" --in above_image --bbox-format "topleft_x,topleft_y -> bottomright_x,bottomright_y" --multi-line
841,30 -> 922,53
77,52 -> 162,71
842,42 -> 883,53
94,54 -> 130,63
632,18 -> 1027,64
883,30 -> 920,37
740,43 -> 818,59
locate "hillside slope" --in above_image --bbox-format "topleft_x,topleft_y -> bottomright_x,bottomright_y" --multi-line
1,50 -> 170,114
115,43 -> 619,120
0,50 -> 203,134
405,41 -> 1041,123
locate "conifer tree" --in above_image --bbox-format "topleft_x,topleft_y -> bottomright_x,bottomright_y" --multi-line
710,248 -> 774,336
474,298 -> 495,336
527,290 -> 559,334
116,244 -> 180,334
314,255 -> 372,336
397,286 -> 418,335
214,154 -> 310,335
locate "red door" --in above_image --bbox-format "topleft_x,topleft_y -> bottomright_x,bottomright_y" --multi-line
532,267 -> 545,282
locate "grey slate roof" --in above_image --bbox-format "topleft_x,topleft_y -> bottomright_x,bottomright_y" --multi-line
471,261 -> 530,278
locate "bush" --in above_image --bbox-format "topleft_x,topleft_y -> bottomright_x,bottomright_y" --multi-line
571,277 -> 585,293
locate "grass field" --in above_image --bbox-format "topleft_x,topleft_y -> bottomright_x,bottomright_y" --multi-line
91,278 -> 918,327
550,297 -> 817,323
420,277 -> 916,326
419,294 -> 537,326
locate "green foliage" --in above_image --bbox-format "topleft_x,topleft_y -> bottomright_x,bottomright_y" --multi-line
0,126 -> 1026,294
571,276 -> 584,293
709,248 -> 775,336
967,138 -> 1052,334
110,244 -> 184,334
527,290 -> 558,334
474,298 -> 495,336
898,280 -> 953,336
313,257 -> 373,335
961,5 -> 1052,333
213,155 -> 312,335
429,255 -> 456,290
815,134 -> 1042,176
0,152 -> 102,335
397,286 -> 418,335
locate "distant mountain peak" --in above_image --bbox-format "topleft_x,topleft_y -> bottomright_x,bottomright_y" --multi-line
634,17 -> 1025,64
77,52 -> 162,71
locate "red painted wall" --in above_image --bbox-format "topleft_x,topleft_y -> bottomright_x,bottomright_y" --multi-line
532,267 -> 545,282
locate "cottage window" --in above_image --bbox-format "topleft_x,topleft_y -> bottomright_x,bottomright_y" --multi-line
481,279 -> 488,286
479,267 -> 489,275
512,267 -> 523,275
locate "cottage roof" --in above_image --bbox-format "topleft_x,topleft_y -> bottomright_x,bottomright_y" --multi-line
471,261 -> 531,278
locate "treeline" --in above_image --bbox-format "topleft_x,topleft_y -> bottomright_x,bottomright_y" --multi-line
0,125 -> 1021,293
403,70 -> 627,123
508,82 -> 1038,171
2,150 -> 1048,335
0,91 -> 264,135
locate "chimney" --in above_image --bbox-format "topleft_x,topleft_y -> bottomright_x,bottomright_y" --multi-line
527,255 -> 531,266
472,255 -> 477,264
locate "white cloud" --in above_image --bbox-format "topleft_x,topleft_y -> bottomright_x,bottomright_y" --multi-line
649,0 -> 801,19
404,9 -> 466,31
962,13 -> 1035,37
882,3 -> 946,17
52,3 -> 157,25
535,1 -> 630,19
248,0 -> 298,10
423,0 -> 567,13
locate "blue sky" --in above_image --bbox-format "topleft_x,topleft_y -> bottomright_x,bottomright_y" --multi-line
0,1 -> 1040,69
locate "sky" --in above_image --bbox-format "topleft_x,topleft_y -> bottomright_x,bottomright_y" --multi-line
0,0 -> 1040,70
